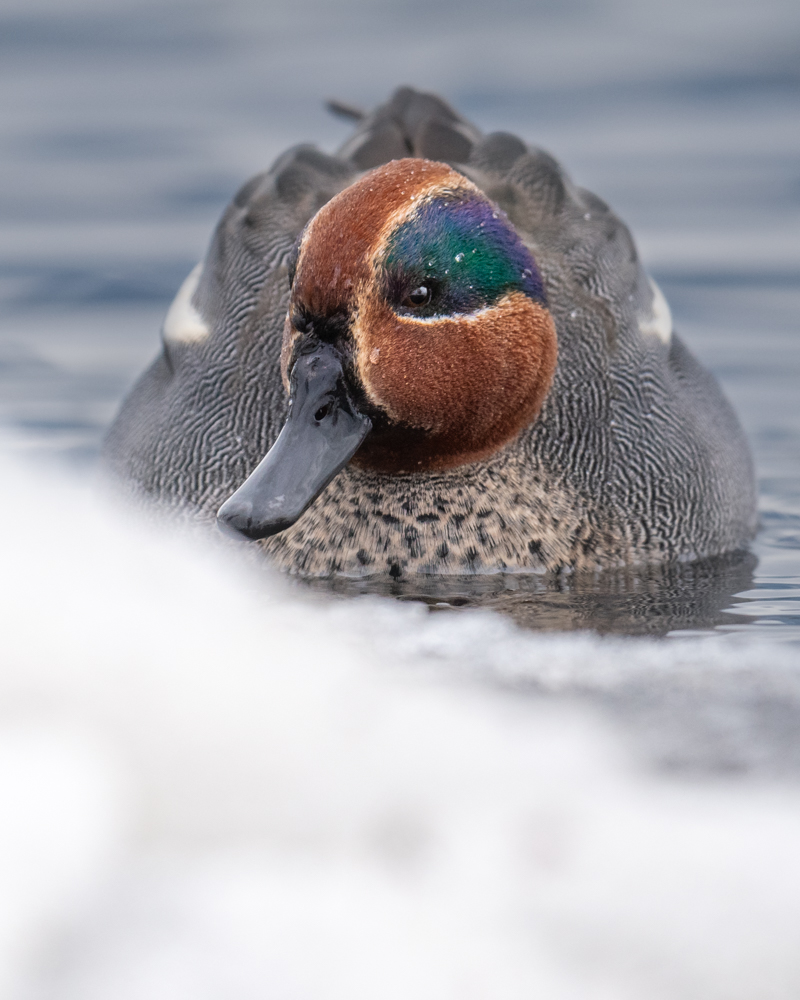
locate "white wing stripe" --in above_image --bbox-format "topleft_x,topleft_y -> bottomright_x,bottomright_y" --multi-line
638,277 -> 672,345
163,263 -> 210,345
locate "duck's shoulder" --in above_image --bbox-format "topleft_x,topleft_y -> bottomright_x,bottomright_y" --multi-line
336,86 -> 671,355
462,134 -> 670,354
193,145 -> 359,337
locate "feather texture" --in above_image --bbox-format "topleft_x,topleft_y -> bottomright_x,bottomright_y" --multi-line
103,88 -> 757,578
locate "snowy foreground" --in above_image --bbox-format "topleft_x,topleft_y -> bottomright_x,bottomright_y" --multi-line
2,456 -> 800,1000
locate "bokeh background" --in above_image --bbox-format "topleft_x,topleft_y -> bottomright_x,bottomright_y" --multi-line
1,0 -> 800,996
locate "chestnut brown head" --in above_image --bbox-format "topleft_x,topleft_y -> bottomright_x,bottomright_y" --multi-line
219,158 -> 557,539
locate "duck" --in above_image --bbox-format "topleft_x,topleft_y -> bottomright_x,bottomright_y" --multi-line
103,86 -> 757,580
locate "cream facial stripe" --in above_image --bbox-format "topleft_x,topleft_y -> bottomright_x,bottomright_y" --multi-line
162,263 -> 210,345
638,277 -> 672,345
356,296 -> 500,332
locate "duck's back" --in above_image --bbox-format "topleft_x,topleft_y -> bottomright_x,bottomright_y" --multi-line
103,88 -> 756,577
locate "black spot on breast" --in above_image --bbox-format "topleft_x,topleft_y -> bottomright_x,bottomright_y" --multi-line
416,513 -> 440,523
404,526 -> 422,557
528,539 -> 543,556
388,561 -> 402,579
436,542 -> 449,559
356,549 -> 373,566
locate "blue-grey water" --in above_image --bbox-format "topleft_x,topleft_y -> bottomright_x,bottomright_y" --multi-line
2,3 -> 800,996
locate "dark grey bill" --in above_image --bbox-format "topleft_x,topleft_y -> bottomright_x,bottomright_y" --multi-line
217,344 -> 372,541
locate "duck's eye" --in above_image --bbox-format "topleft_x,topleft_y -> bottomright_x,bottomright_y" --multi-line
403,285 -> 432,308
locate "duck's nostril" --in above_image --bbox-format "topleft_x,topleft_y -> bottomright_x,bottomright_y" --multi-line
314,403 -> 331,422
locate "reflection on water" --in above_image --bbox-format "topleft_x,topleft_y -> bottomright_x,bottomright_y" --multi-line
306,551 -> 759,637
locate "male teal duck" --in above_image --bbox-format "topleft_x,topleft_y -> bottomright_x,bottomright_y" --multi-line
104,87 -> 757,579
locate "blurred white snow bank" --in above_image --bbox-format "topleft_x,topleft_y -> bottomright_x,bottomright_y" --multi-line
2,456 -> 800,999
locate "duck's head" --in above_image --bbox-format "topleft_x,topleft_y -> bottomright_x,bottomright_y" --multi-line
217,158 -> 557,540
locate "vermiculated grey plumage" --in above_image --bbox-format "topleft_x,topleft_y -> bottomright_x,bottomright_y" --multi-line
103,88 -> 757,578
